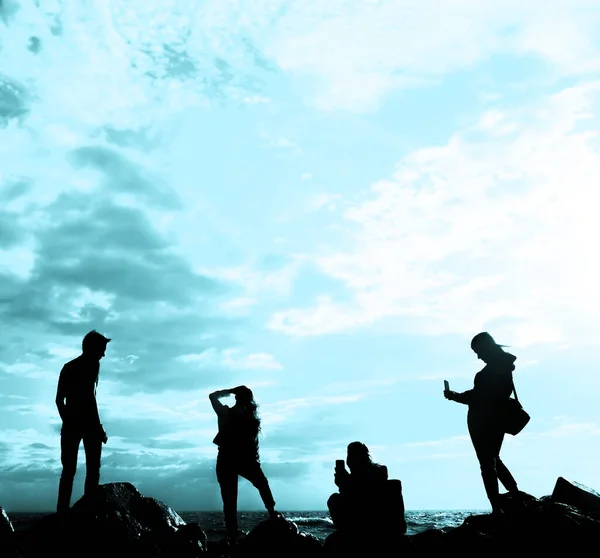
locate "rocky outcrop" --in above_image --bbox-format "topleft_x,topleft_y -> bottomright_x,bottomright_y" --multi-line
238,515 -> 322,558
3,477 -> 600,557
323,483 -> 600,557
551,476 -> 600,516
206,516 -> 322,558
0,506 -> 14,537
17,482 -> 206,557
0,506 -> 20,558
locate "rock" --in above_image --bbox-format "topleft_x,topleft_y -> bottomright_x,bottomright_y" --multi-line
0,506 -> 20,558
407,490 -> 600,554
322,483 -> 600,557
10,477 -> 600,557
323,528 -> 410,557
19,482 -> 206,557
237,516 -> 321,558
551,476 -> 600,516
0,506 -> 14,536
170,521 -> 208,557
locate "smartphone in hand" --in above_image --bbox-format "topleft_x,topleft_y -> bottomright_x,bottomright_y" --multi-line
444,380 -> 450,391
335,459 -> 345,472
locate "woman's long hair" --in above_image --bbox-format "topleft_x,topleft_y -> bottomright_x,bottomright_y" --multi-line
235,387 -> 261,437
471,331 -> 510,352
347,441 -> 374,472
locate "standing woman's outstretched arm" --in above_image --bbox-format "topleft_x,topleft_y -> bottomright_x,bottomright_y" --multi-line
209,389 -> 233,414
444,388 -> 474,405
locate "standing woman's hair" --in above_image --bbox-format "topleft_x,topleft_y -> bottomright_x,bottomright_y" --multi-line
236,386 -> 261,436
471,331 -> 510,351
471,331 -> 495,350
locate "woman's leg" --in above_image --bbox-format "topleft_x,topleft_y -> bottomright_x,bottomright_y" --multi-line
489,428 -> 519,492
496,463 -> 518,493
239,461 -> 277,517
216,452 -> 239,537
469,424 -> 502,511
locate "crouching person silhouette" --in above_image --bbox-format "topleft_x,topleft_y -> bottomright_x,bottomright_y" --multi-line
210,386 -> 281,541
327,442 -> 407,536
55,330 -> 110,516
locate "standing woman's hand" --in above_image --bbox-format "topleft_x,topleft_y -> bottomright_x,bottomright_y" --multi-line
444,389 -> 458,401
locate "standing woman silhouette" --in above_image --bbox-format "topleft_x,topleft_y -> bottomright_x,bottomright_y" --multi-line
209,385 -> 281,540
444,332 -> 520,514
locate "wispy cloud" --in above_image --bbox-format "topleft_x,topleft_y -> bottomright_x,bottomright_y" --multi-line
177,348 -> 283,371
263,0 -> 600,111
269,83 -> 600,347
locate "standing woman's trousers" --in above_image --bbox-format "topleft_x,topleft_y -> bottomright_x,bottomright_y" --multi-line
216,450 -> 276,536
468,415 -> 518,509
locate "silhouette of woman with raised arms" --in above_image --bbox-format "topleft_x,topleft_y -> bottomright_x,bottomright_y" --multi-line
209,385 -> 281,541
444,332 -> 520,515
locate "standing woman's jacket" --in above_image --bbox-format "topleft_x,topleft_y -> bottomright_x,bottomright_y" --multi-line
453,352 -> 516,427
213,405 -> 260,460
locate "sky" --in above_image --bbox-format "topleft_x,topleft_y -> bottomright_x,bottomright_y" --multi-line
1,0 -> 600,513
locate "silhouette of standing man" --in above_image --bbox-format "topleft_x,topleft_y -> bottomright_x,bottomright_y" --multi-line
55,330 -> 110,514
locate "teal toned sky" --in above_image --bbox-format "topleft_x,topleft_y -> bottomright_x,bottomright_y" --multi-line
1,0 -> 600,513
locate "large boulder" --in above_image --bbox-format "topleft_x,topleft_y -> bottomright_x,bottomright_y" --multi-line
234,516 -> 322,558
551,477 -> 600,516
20,483 -> 206,557
322,529 -> 410,557
0,506 -> 14,537
0,506 -> 20,558
407,489 -> 600,554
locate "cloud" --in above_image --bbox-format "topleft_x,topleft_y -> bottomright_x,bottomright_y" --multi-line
268,82 -> 600,348
218,297 -> 259,316
206,256 -> 305,301
0,208 -> 26,248
0,443 -> 224,511
99,418 -> 183,446
178,348 -> 283,372
28,443 -> 52,450
0,425 -> 314,511
68,146 -> 182,209
261,394 -> 364,428
0,2 -> 277,133
262,0 -> 600,111
257,394 -> 368,463
261,461 -> 310,479
0,171 -> 246,396
0,74 -> 29,124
